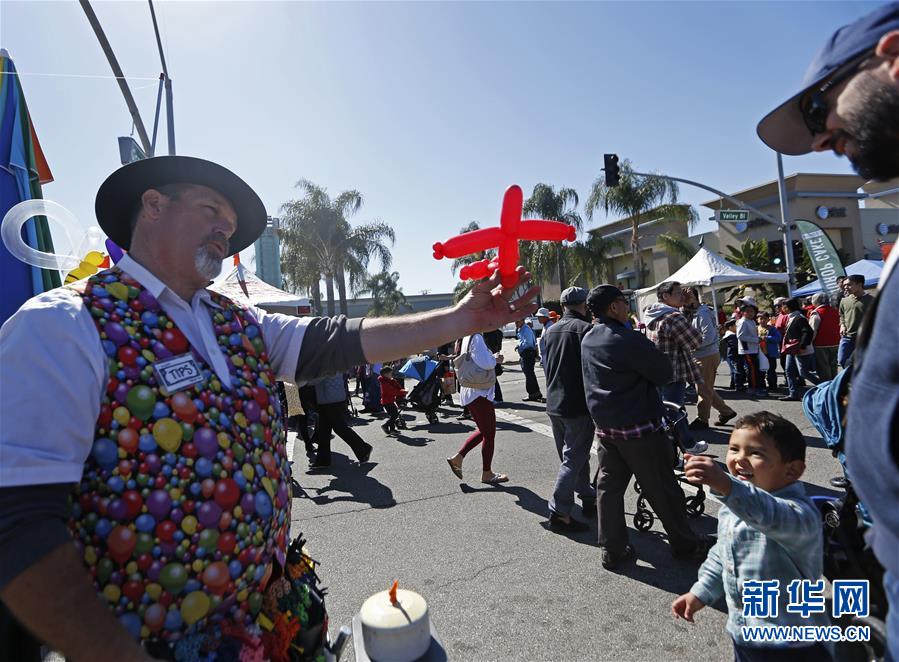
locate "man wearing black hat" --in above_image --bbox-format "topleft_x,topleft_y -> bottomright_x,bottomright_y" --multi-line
757,3 -> 899,656
542,287 -> 596,533
581,285 -> 704,568
0,156 -> 539,660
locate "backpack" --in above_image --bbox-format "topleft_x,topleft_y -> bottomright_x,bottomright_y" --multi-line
453,335 -> 496,389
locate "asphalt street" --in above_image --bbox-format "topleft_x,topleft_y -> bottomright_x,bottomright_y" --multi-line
287,339 -> 841,662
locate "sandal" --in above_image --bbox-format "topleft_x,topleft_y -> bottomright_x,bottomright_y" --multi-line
481,473 -> 509,485
446,458 -> 463,479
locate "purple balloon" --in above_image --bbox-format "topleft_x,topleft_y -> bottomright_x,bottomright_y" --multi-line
243,401 -> 261,423
107,498 -> 128,521
194,428 -> 218,459
105,238 -> 125,264
123,365 -> 141,381
239,493 -> 255,516
148,560 -> 163,581
145,453 -> 162,473
104,322 -> 129,346
138,289 -> 160,312
197,501 -> 222,529
147,490 -> 172,519
113,383 -> 130,404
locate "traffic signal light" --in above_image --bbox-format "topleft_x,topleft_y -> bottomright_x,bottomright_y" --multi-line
603,153 -> 620,187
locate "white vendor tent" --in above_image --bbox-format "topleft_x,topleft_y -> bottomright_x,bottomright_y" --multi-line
210,263 -> 312,316
634,247 -> 789,319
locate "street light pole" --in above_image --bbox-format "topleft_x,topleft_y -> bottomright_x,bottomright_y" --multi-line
148,0 -> 175,155
776,153 -> 796,295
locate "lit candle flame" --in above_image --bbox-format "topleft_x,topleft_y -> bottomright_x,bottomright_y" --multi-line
388,579 -> 399,604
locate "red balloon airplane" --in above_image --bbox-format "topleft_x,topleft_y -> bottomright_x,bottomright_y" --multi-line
432,185 -> 577,289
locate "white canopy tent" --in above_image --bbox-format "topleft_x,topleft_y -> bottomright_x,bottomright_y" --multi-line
634,247 -> 790,319
210,264 -> 312,315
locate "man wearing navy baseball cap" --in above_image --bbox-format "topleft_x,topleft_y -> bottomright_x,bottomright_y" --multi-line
759,4 -> 899,658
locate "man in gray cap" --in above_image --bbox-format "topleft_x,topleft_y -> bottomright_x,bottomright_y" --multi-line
535,306 -> 553,369
541,287 -> 596,533
758,4 -> 899,656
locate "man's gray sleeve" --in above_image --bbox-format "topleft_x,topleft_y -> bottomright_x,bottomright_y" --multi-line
0,484 -> 75,591
295,316 -> 366,382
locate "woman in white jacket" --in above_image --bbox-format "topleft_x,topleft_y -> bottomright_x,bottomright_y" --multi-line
446,332 -> 509,484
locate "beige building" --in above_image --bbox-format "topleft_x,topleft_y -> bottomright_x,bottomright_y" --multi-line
700,173 -> 887,266
587,213 -> 695,290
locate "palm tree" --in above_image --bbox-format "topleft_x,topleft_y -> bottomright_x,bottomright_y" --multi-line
355,271 -> 411,316
521,184 -> 583,288
448,221 -> 496,302
656,229 -> 699,262
279,180 -> 395,316
567,234 -> 625,287
585,160 -> 695,288
726,238 -> 771,271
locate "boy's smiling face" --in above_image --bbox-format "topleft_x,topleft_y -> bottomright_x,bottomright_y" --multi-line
726,427 -> 805,492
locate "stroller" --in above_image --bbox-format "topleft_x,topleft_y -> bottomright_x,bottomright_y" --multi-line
406,360 -> 449,426
803,371 -> 888,660
632,401 -> 707,531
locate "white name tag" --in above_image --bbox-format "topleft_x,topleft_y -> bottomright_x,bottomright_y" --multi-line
153,353 -> 205,394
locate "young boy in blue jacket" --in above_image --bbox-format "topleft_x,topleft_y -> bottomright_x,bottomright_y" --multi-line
672,412 -> 831,661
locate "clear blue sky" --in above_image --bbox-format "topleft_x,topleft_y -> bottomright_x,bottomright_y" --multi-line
1,1 -> 884,295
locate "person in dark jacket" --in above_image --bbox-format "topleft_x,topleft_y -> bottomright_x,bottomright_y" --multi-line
542,287 -> 595,533
581,285 -> 705,569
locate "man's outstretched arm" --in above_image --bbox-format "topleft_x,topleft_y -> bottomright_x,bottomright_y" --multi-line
361,267 -> 539,363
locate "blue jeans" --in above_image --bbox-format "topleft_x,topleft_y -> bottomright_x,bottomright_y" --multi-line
661,381 -> 693,446
838,336 -> 856,369
548,414 -> 595,517
887,571 -> 899,662
785,354 -> 818,398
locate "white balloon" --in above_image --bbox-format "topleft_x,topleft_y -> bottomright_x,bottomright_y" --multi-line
1,199 -> 103,273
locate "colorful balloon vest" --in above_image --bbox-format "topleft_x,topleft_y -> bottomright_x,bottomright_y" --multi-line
69,268 -> 292,643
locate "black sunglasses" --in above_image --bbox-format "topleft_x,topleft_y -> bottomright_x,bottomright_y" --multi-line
799,48 -> 875,136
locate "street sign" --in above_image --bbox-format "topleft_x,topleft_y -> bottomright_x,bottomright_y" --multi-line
715,210 -> 750,222
118,136 -> 147,165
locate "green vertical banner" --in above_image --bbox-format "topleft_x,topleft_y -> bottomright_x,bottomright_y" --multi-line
795,219 -> 846,298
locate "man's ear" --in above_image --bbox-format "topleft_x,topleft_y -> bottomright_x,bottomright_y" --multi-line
876,30 -> 899,80
140,189 -> 166,220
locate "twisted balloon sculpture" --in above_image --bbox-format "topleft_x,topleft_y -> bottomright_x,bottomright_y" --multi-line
432,185 -> 576,288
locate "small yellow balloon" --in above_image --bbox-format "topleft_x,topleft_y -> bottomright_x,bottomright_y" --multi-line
234,413 -> 248,428
146,583 -> 162,601
242,464 -> 255,481
181,515 -> 198,535
84,546 -> 97,565
107,282 -> 129,301
125,561 -> 138,575
103,584 -> 121,603
232,355 -> 245,368
180,591 -> 211,626
113,406 -> 132,426
191,559 -> 205,573
262,477 -> 274,499
217,432 -> 231,450
153,418 -> 183,453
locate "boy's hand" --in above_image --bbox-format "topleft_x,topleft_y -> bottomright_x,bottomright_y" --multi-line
683,454 -> 732,495
671,592 -> 706,623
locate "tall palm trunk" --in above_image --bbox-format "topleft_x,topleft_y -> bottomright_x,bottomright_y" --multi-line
311,279 -> 322,316
556,244 -> 567,291
631,215 -> 643,288
324,273 -> 336,316
336,267 -> 348,316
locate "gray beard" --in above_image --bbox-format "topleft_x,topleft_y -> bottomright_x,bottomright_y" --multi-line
843,72 -> 899,181
195,246 -> 223,281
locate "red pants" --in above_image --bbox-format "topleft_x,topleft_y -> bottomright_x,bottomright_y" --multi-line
457,397 -> 496,472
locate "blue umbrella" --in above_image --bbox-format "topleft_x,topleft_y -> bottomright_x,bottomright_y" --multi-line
398,356 -> 438,382
0,50 -> 59,326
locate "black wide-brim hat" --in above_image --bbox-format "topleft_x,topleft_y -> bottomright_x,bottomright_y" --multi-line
95,155 -> 266,256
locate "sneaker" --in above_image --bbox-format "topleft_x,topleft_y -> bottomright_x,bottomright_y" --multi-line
683,440 -> 709,454
687,418 -> 709,431
600,545 -> 636,569
715,411 -> 738,426
380,422 -> 391,435
357,445 -> 373,464
548,512 -> 590,533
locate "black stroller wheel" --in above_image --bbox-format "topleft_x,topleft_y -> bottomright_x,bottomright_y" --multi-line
685,495 -> 705,518
634,509 -> 654,531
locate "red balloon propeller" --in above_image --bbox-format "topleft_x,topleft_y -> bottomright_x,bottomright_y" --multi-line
432,185 -> 576,289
